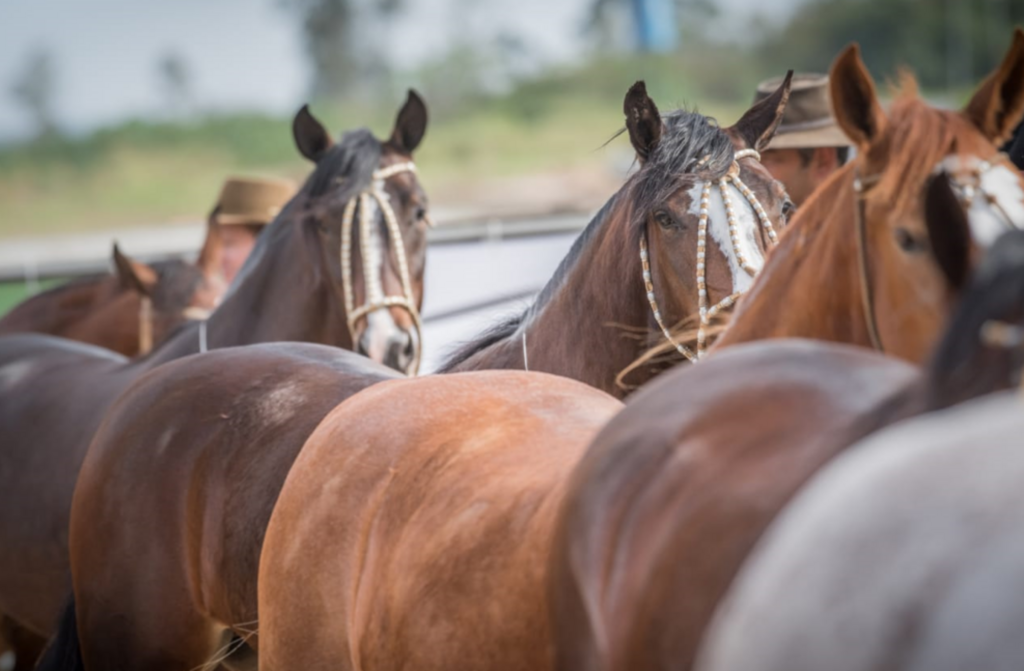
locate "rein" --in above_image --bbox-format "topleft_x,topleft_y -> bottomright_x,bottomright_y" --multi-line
853,168 -> 885,352
340,161 -> 424,375
854,153 -> 1020,354
641,148 -> 779,363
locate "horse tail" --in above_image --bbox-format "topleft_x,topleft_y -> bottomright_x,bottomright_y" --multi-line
33,597 -> 83,671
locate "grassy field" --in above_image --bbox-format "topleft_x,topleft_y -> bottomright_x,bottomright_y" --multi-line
0,51 -> 752,239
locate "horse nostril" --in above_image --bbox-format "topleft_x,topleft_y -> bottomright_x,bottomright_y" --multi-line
403,335 -> 415,361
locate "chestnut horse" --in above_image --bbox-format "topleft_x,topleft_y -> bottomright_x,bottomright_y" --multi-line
0,92 -> 429,669
256,371 -> 623,671
0,243 -> 219,357
548,35 -> 1024,671
41,80 -> 792,671
697,394 -> 1024,671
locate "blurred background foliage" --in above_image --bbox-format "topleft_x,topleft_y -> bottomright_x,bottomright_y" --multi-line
1,0 -> 1021,237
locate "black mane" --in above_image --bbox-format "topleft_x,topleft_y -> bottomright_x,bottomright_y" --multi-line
223,128 -> 383,295
438,107 -> 733,372
306,128 -> 383,198
626,109 -> 734,229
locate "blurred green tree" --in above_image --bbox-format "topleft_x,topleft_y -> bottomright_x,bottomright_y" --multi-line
756,0 -> 1024,90
10,47 -> 59,139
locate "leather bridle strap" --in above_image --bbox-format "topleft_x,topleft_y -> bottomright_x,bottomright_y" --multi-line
138,296 -> 153,355
853,168 -> 885,353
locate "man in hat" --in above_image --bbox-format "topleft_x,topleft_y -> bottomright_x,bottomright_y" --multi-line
210,176 -> 296,285
753,73 -> 851,208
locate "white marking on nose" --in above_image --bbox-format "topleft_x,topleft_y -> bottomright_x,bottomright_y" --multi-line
689,181 -> 766,295
360,186 -> 402,361
969,165 -> 1024,246
937,158 -> 1024,247
0,651 -> 15,671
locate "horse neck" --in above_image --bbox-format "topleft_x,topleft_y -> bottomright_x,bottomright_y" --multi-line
138,232 -> 349,370
462,197 -> 651,398
714,165 -> 874,350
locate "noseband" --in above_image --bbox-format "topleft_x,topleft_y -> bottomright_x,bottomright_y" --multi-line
340,161 -> 424,375
641,148 -> 779,363
854,153 -> 1021,354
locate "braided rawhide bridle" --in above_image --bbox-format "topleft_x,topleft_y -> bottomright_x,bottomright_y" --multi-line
854,152 -> 1022,353
340,161 -> 426,375
640,148 -> 779,363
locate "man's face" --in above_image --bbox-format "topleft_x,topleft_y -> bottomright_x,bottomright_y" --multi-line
220,226 -> 261,284
761,147 -> 841,208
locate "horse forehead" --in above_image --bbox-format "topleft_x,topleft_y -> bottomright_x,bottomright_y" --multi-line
685,180 -> 764,295
936,156 -> 1024,246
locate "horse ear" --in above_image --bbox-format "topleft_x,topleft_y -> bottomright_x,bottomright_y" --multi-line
925,173 -> 972,292
112,244 -> 158,297
963,28 -> 1024,145
196,206 -> 225,282
389,89 -> 428,155
732,70 -> 793,152
293,104 -> 334,163
624,81 -> 662,162
830,44 -> 887,150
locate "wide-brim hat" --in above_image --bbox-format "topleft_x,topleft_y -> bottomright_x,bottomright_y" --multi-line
754,73 -> 851,150
212,176 -> 298,226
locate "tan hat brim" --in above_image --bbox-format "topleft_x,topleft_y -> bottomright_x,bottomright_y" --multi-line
213,213 -> 275,226
766,124 -> 852,150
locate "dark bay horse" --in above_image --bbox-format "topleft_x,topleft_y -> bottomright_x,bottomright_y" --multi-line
547,34 -> 1024,671
697,395 -> 1024,671
440,75 -> 794,396
0,92 -> 429,668
0,243 -> 219,357
41,80 -> 791,671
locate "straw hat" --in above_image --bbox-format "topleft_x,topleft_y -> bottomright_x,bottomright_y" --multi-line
753,73 -> 851,150
212,177 -> 297,226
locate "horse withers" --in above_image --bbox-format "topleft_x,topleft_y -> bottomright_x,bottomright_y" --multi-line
0,91 -> 430,671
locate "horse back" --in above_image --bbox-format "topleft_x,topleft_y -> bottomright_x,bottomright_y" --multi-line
259,371 -> 622,671
68,343 -> 398,645
548,339 -> 919,671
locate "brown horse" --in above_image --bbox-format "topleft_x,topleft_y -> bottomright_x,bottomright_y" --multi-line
0,92 -> 429,669
696,393 -> 1024,671
439,75 -> 794,396
0,243 -> 219,357
547,35 -> 1024,671
41,80 -> 791,671
255,371 -> 622,671
708,37 -> 1024,362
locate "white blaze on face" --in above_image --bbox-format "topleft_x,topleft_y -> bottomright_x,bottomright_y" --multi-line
360,183 -> 402,362
688,180 -> 767,296
938,157 -> 1024,247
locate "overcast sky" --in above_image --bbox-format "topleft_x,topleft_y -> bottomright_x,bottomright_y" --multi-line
0,0 -> 804,141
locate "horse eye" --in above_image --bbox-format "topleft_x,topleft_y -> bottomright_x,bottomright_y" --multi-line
654,210 -> 676,229
415,207 -> 427,222
895,227 -> 928,253
782,198 -> 795,220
